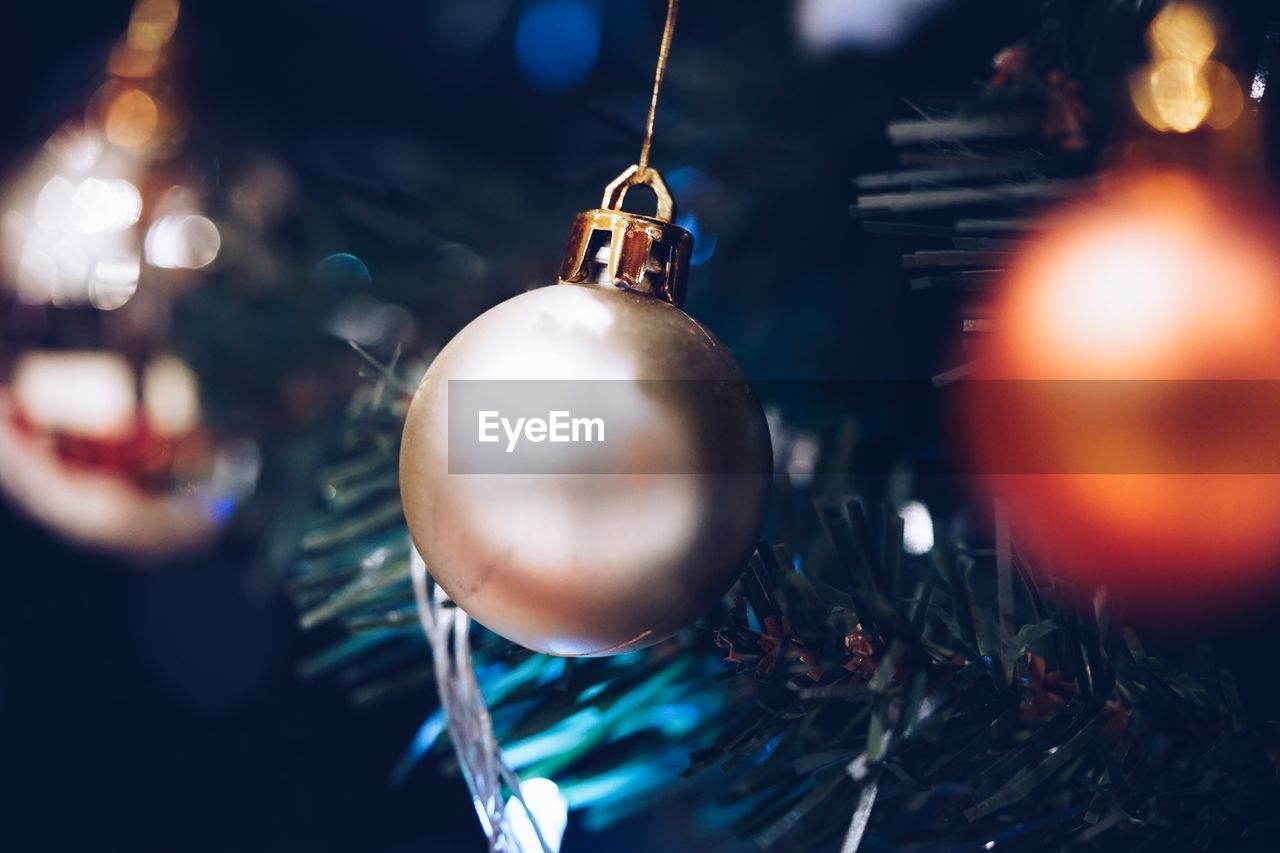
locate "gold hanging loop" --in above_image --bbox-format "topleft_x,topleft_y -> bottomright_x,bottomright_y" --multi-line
601,164 -> 675,222
557,0 -> 690,306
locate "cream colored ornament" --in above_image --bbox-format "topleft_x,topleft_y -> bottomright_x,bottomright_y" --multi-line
400,166 -> 772,655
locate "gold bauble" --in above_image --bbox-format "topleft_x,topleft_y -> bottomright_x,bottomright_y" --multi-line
400,167 -> 772,655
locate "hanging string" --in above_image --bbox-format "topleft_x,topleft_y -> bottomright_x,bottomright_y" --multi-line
638,0 -> 680,171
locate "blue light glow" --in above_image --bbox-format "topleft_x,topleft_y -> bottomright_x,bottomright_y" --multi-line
515,1 -> 600,92
670,168 -> 718,265
675,212 -> 717,266
665,167 -> 702,194
210,494 -> 238,525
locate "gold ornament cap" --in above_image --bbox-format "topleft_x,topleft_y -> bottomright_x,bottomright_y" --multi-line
559,165 -> 693,307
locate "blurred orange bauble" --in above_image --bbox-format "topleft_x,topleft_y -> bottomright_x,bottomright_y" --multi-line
960,171 -> 1280,617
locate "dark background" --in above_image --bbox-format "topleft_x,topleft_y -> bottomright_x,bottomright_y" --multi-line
0,2 -> 1127,851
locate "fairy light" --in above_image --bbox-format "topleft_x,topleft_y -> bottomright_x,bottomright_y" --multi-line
899,501 -> 935,556
504,778 -> 568,853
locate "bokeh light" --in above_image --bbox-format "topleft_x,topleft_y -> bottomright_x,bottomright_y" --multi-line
514,0 -> 600,92
89,254 -> 142,309
794,0 -> 949,53
47,127 -> 103,173
145,213 -> 221,269
109,43 -> 164,79
1148,58 -> 1211,132
105,87 -> 161,149
504,778 -> 568,853
12,351 -> 137,440
669,167 -> 719,266
0,344 -> 255,560
68,177 -> 143,234
143,356 -> 201,437
1203,61 -> 1245,129
0,0 -> 250,563
1130,3 -> 1241,134
313,251 -> 372,287
960,172 -> 1280,617
1147,3 -> 1215,64
3,150 -> 145,308
326,295 -> 416,350
127,0 -> 181,52
675,212 -> 717,266
898,500 -> 935,556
